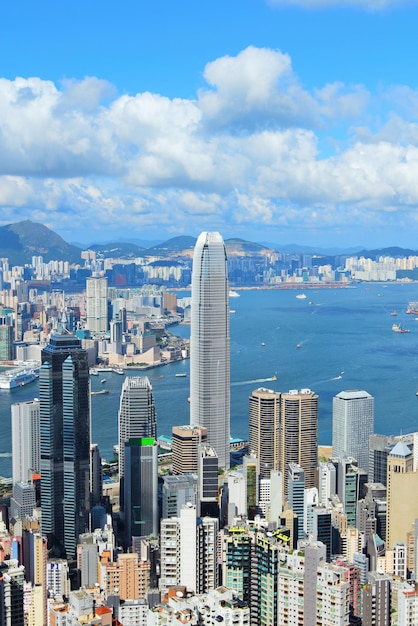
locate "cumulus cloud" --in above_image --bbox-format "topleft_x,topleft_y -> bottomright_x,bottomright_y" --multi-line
0,45 -> 417,242
199,46 -> 320,130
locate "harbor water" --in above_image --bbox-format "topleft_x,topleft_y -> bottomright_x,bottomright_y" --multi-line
1,283 -> 418,477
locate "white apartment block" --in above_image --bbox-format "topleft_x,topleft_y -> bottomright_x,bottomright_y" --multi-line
159,503 -> 218,595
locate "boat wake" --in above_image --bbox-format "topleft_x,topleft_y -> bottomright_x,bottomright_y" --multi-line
232,376 -> 277,387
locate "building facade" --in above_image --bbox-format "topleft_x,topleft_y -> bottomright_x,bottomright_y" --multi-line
172,425 -> 207,475
280,389 -> 318,498
39,334 -> 90,559
123,437 -> 158,543
249,387 -> 280,479
118,376 -> 156,480
190,232 -> 230,469
11,399 -> 40,485
332,390 -> 374,474
86,276 -> 108,334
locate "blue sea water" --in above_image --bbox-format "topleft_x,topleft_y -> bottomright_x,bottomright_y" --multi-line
1,283 -> 418,477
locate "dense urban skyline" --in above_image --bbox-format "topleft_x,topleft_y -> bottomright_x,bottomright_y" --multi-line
1,1 -> 418,249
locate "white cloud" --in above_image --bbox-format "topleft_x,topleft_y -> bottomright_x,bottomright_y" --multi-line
0,46 -> 418,242
199,46 -> 320,130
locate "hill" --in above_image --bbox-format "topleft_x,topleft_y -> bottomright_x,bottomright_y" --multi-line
0,220 -> 82,265
86,242 -> 148,259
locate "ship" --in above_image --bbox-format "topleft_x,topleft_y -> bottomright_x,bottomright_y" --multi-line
229,290 -> 240,298
175,373 -> 187,378
391,310 -> 397,317
0,365 -> 40,390
392,323 -> 410,333
407,302 -> 418,315
296,293 -> 307,299
91,389 -> 109,396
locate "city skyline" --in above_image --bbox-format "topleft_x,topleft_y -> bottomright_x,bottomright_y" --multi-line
1,1 -> 418,248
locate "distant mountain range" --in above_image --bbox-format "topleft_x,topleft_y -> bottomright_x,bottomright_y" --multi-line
0,220 -> 416,266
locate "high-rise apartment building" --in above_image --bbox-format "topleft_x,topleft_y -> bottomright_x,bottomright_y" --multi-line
86,276 -> 108,334
118,376 -> 156,481
159,503 -> 219,595
277,544 -> 350,626
11,399 -> 40,484
190,232 -> 230,469
362,572 -> 391,626
333,390 -> 374,474
0,560 -> 25,626
39,334 -> 90,559
249,387 -> 280,479
280,389 -> 318,498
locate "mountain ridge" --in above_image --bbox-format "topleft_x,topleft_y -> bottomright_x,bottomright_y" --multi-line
0,220 -> 416,265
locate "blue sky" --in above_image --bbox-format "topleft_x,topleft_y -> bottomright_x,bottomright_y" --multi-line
1,0 -> 418,249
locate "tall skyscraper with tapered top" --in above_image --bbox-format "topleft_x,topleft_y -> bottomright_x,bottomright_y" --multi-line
190,232 -> 230,469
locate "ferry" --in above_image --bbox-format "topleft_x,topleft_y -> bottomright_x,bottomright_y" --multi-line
392,323 -> 410,334
296,293 -> 307,300
0,365 -> 40,390
113,368 -> 124,375
175,373 -> 187,378
229,290 -> 240,298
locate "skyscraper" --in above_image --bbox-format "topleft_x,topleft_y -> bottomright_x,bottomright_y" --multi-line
386,440 -> 418,550
249,387 -> 280,478
86,276 -> 108,334
190,232 -> 230,469
287,463 -> 305,540
123,437 -> 158,543
171,424 -> 207,475
280,388 -> 318,498
118,376 -> 156,480
0,318 -> 14,360
39,334 -> 90,560
332,389 -> 374,473
159,503 -> 219,595
11,399 -> 40,484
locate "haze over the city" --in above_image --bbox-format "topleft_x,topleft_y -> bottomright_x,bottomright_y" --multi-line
1,0 -> 418,249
